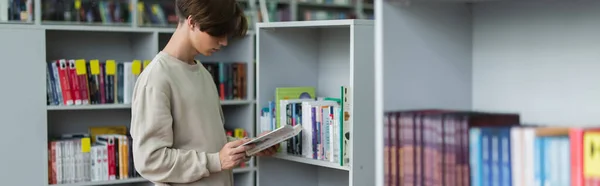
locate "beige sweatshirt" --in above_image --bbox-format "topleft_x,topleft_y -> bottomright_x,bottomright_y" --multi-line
130,51 -> 233,186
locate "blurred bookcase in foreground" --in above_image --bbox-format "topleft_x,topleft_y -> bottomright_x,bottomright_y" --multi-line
375,0 -> 600,186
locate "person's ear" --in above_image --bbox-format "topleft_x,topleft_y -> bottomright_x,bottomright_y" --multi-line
186,16 -> 195,30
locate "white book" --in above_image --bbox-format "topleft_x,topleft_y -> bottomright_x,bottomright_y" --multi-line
522,128 -> 536,186
341,86 -> 352,165
0,0 -> 8,21
510,127 -> 522,186
123,62 -> 134,104
56,141 -> 63,184
243,124 -> 303,156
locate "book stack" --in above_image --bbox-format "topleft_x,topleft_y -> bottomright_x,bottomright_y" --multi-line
47,126 -> 140,185
201,62 -> 248,101
260,86 -> 352,167
383,109 -> 600,186
46,59 -> 150,106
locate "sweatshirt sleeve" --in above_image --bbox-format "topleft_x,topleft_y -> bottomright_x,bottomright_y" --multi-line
130,85 -> 222,183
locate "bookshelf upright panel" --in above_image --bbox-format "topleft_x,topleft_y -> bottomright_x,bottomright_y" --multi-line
256,19 -> 374,186
0,28 -> 47,186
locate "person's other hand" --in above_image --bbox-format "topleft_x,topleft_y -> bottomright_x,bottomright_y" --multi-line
255,131 -> 280,157
219,138 -> 252,170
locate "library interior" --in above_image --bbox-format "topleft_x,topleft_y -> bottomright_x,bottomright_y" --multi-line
1,0 -> 598,185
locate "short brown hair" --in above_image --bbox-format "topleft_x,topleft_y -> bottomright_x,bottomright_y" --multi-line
175,0 -> 248,37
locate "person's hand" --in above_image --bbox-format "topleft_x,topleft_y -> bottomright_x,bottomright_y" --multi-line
219,138 -> 253,170
254,131 -> 280,157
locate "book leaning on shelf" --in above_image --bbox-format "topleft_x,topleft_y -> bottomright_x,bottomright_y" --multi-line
259,86 -> 352,167
48,126 -> 141,185
46,59 -> 248,106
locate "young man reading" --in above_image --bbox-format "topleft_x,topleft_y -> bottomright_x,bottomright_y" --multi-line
130,0 -> 278,185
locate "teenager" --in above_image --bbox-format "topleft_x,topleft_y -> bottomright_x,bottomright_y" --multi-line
130,0 -> 278,185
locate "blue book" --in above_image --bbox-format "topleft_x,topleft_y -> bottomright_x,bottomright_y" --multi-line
480,127 -> 513,186
481,128 -> 491,186
499,128 -> 512,186
534,137 -> 546,186
470,128 -> 483,186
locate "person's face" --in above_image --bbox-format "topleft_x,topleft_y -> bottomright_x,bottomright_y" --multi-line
187,18 -> 228,56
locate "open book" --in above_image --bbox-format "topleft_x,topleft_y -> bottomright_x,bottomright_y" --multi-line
242,124 -> 303,156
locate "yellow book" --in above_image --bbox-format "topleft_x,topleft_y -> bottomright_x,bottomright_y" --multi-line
583,131 -> 600,177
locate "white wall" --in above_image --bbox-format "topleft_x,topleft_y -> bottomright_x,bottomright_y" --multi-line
472,1 -> 600,126
382,2 -> 473,112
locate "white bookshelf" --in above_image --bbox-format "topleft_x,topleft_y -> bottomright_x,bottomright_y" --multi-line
0,22 -> 257,186
374,0 -> 600,185
255,19 -> 375,186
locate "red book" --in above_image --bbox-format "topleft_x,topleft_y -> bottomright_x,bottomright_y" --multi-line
384,113 -> 390,186
67,60 -> 81,105
48,141 -> 57,184
57,59 -> 73,105
570,128 -> 584,186
107,137 -> 116,180
75,59 -> 90,104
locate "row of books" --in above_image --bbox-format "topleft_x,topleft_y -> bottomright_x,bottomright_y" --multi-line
41,0 -> 130,24
48,125 -> 253,185
383,109 -> 600,186
0,0 -> 33,22
202,62 -> 248,101
259,86 -> 352,166
136,1 -> 177,27
383,109 -> 520,186
138,0 -> 259,27
301,10 -> 354,21
37,0 -> 265,27
48,126 -> 139,185
46,59 -> 148,106
298,0 -> 354,6
46,59 -> 248,106
472,125 -> 600,186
